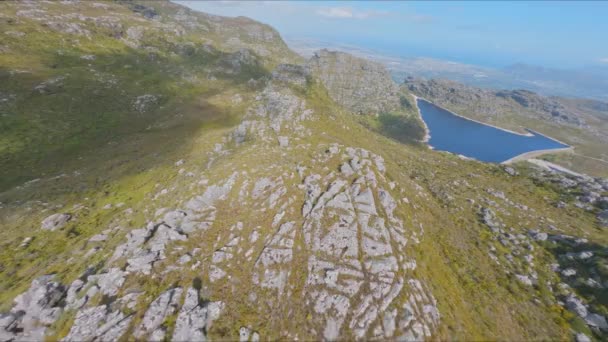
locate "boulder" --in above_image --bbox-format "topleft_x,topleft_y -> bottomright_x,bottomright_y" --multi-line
565,295 -> 588,318
585,313 -> 608,331
41,213 -> 72,231
503,166 -> 518,176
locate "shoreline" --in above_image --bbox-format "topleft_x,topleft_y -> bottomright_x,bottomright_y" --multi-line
412,93 -> 575,165
411,94 -> 431,143
526,158 -> 584,178
525,128 -> 571,147
501,146 -> 574,165
412,94 -> 534,137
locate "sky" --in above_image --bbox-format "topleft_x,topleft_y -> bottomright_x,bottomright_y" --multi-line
175,1 -> 608,69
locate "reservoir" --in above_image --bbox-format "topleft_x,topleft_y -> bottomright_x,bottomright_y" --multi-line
416,98 -> 569,163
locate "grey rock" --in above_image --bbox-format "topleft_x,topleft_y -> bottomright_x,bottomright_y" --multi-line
88,234 -> 107,242
578,251 -> 593,259
585,313 -> 608,331
239,326 -> 251,342
19,237 -> 33,248
126,251 -> 160,275
575,332 -> 591,342
135,288 -> 183,339
528,230 -> 548,241
515,274 -> 533,286
565,295 -> 588,318
2,275 -> 65,340
598,209 -> 608,227
278,136 -> 289,147
503,166 -> 518,176
480,207 -> 500,232
63,305 -> 132,341
172,287 -> 222,342
221,49 -> 260,74
307,49 -> 400,115
87,268 -> 126,296
271,64 -> 310,87
179,254 -> 192,264
41,213 -> 72,231
65,279 -> 87,310
133,94 -> 159,113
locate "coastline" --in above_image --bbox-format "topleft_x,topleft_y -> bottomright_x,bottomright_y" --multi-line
412,94 -> 534,137
501,146 -> 574,165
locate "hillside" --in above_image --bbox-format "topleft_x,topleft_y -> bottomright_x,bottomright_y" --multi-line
0,1 -> 607,342
0,0 -> 299,192
404,78 -> 608,177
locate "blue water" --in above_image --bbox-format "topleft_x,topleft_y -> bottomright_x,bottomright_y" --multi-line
417,98 -> 569,163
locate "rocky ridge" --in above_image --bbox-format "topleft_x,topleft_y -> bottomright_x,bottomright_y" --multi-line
1,73 -> 440,341
0,1 -> 607,341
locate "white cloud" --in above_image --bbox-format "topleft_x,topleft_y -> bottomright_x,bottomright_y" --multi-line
599,58 -> 608,63
316,7 -> 388,19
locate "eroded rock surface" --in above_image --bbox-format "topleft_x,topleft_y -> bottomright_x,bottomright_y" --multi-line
307,49 -> 401,115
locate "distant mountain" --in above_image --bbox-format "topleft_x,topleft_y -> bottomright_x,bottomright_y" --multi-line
287,38 -> 608,102
502,63 -> 608,100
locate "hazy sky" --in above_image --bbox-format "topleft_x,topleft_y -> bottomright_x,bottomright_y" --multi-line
175,1 -> 608,69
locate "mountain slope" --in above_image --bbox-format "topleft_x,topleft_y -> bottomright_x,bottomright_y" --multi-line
0,0 -> 299,191
0,1 -> 607,342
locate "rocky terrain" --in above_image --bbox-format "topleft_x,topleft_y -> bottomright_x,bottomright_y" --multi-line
0,1 -> 607,341
308,49 -> 402,115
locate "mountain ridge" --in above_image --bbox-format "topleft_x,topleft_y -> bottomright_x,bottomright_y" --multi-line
0,1 -> 606,341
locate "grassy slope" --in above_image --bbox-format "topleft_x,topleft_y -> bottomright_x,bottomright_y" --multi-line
1,78 -> 605,340
0,0 -> 299,191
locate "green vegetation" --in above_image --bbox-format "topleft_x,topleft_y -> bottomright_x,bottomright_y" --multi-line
0,1 -> 606,341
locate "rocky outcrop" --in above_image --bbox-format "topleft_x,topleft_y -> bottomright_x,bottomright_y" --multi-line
40,213 -> 71,231
307,49 -> 401,114
133,94 -> 159,113
271,64 -> 310,88
134,288 -> 182,340
1,276 -> 65,341
171,287 -> 223,341
298,146 -> 439,340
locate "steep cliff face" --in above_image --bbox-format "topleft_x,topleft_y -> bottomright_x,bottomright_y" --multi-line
307,49 -> 401,114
